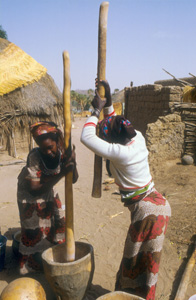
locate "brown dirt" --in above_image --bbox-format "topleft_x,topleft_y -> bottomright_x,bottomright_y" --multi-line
0,117 -> 196,299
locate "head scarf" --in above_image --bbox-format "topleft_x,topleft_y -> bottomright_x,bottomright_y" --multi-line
98,115 -> 136,144
30,121 -> 65,155
30,121 -> 59,138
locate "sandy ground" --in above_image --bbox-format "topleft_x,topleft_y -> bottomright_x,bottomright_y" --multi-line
0,117 -> 196,299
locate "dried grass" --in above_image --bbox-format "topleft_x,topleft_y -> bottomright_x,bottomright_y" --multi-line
0,40 -> 47,96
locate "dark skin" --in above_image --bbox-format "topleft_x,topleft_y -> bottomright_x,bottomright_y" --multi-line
28,138 -> 78,195
92,80 -> 129,145
39,138 -> 58,159
91,80 -> 112,116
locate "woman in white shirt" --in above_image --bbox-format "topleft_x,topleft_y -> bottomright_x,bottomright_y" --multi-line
81,81 -> 171,300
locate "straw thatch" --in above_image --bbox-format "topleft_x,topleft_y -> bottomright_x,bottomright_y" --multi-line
183,86 -> 196,103
0,38 -> 63,157
0,40 -> 47,95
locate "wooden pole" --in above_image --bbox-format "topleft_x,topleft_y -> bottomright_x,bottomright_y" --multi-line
63,51 -> 75,262
92,1 -> 109,198
174,243 -> 196,300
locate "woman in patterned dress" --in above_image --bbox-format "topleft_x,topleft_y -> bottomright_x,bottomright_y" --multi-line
17,121 -> 78,275
80,81 -> 171,300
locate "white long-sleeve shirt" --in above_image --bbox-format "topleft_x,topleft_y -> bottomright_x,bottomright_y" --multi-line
80,105 -> 153,192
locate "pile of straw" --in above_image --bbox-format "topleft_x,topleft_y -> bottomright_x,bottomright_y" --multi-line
183,86 -> 196,103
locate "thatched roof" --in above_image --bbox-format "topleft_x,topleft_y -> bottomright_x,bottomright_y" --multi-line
0,38 -> 63,135
1,74 -> 62,115
0,38 -> 47,95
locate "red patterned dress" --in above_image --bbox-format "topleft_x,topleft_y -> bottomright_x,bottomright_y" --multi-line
115,189 -> 171,300
17,148 -> 65,275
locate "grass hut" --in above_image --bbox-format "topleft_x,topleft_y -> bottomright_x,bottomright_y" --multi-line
0,38 -> 63,157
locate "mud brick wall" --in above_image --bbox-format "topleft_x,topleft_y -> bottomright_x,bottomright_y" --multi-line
124,84 -> 196,164
145,114 -> 185,165
124,84 -> 182,135
172,103 -> 196,159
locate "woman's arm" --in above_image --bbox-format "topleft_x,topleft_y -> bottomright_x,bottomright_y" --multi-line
81,82 -> 136,162
92,80 -> 115,118
81,83 -> 124,160
28,162 -> 74,195
81,116 -> 131,162
27,147 -> 78,195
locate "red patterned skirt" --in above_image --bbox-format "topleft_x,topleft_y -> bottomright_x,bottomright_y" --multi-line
17,188 -> 65,275
115,189 -> 171,300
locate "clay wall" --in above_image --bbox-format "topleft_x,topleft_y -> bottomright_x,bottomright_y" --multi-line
124,84 -> 182,135
0,126 -> 31,158
146,114 -> 185,165
125,85 -> 196,164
